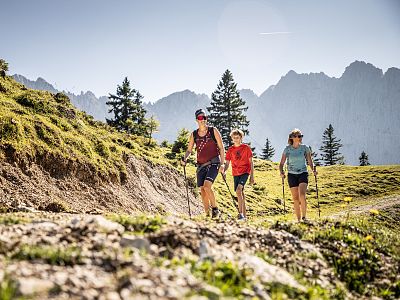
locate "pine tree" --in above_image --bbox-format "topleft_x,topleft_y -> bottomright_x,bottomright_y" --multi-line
359,151 -> 370,166
319,124 -> 344,166
106,77 -> 148,135
309,146 -> 321,166
166,128 -> 193,161
0,59 -> 9,77
261,138 -> 275,161
146,115 -> 160,146
207,70 -> 249,148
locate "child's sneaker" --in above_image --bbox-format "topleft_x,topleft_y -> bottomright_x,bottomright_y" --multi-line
237,213 -> 246,221
211,207 -> 220,219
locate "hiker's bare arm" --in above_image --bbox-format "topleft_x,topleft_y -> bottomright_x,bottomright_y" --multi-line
223,160 -> 230,174
279,154 -> 286,178
182,133 -> 194,164
249,157 -> 255,185
213,128 -> 225,165
306,152 -> 317,175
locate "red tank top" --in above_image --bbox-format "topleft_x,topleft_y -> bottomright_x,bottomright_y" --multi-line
195,127 -> 219,164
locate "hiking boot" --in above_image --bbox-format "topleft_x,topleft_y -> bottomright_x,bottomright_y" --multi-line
301,217 -> 310,224
211,207 -> 220,219
237,213 -> 246,221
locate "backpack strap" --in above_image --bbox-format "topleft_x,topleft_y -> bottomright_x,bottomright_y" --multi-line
193,127 -> 217,144
208,126 -> 217,144
192,129 -> 198,142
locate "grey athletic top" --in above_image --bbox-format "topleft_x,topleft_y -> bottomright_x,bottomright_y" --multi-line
283,144 -> 311,174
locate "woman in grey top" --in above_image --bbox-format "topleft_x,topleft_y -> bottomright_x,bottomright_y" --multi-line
279,128 -> 317,221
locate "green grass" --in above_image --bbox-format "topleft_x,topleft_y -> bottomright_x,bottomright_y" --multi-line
0,276 -> 20,300
272,214 -> 400,298
0,76 -> 174,183
178,159 -> 400,220
11,245 -> 82,266
106,213 -> 166,233
0,216 -> 29,225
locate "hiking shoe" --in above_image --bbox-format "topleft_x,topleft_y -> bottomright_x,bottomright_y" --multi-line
211,207 -> 220,219
301,217 -> 310,224
237,213 -> 246,221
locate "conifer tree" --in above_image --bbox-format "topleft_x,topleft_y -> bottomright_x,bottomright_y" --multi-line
146,115 -> 160,146
359,151 -> 370,166
319,124 -> 344,165
106,77 -> 148,135
261,138 -> 275,161
0,59 -> 9,77
309,146 -> 321,166
207,70 -> 249,148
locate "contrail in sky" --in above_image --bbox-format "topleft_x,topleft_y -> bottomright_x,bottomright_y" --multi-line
259,32 -> 292,35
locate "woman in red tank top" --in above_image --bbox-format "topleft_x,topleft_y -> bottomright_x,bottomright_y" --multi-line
182,109 -> 225,218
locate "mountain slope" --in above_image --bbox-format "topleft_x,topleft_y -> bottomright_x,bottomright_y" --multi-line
0,75 -> 201,215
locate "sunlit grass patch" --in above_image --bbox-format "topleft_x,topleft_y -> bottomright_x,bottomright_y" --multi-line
11,245 -> 82,266
106,214 -> 166,233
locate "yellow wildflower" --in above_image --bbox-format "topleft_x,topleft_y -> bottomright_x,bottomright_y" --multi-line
340,204 -> 347,208
369,209 -> 379,215
343,197 -> 353,202
365,235 -> 374,241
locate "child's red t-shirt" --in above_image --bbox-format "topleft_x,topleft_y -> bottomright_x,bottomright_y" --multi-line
225,144 -> 253,176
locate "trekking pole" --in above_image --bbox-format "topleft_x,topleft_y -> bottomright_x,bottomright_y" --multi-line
183,164 -> 192,219
314,165 -> 320,218
222,173 -> 239,213
282,176 -> 286,213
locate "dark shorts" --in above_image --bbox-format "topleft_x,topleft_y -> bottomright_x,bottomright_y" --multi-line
288,172 -> 308,188
234,173 -> 249,191
197,164 -> 219,187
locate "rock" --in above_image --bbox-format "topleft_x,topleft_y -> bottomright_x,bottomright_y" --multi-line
198,239 -> 209,260
199,284 -> 222,298
120,236 -> 150,251
88,216 -> 124,234
103,291 -> 121,300
239,254 -> 306,292
17,277 -> 54,296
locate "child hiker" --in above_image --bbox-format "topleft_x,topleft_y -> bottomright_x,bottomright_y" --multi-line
223,129 -> 255,221
279,128 -> 317,222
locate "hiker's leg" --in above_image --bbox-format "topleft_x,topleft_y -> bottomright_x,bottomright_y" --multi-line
243,191 -> 247,217
203,165 -> 219,208
197,167 -> 209,215
200,186 -> 210,214
290,187 -> 301,221
298,182 -> 308,219
203,180 -> 217,208
236,184 -> 244,214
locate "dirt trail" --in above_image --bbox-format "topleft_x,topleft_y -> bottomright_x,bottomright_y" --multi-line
331,195 -> 400,218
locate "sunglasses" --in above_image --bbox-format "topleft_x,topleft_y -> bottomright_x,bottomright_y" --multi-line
197,115 -> 207,121
292,135 -> 303,138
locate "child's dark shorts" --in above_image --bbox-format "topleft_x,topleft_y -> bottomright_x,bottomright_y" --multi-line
197,164 -> 219,187
234,173 -> 250,191
287,172 -> 308,188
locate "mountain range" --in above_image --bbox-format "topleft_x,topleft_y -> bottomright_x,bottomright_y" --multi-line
12,61 -> 400,165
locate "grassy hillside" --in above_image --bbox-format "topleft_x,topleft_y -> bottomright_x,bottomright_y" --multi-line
1,74 -> 400,214
0,75 -> 172,182
1,74 -> 400,299
181,160 -> 400,219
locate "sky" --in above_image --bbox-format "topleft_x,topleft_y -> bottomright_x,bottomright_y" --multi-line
1,0 -> 399,103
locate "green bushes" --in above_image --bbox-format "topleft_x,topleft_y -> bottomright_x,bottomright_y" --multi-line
12,245 -> 82,266
0,117 -> 23,142
106,214 -> 166,233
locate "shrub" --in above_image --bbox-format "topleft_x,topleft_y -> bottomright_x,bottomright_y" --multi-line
0,117 -> 23,142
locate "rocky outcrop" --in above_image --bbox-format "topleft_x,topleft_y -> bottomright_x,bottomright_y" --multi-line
0,150 -> 201,215
0,213 -> 350,299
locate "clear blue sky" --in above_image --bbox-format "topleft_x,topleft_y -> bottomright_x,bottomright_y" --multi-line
1,0 -> 399,102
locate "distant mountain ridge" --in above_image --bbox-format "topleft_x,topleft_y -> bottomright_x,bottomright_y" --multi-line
12,60 -> 400,165
12,74 -> 110,121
